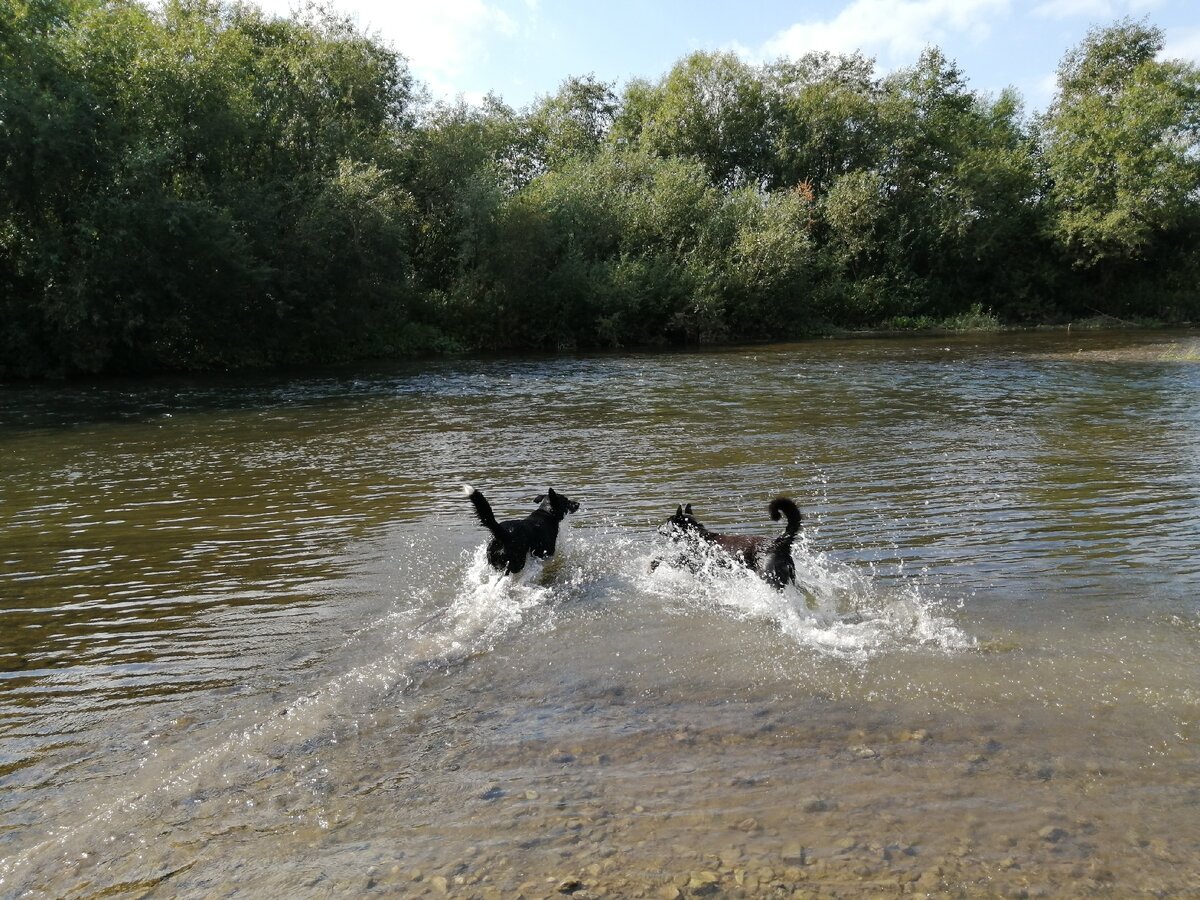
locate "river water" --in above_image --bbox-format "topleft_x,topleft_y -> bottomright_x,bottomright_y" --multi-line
1,330 -> 1198,897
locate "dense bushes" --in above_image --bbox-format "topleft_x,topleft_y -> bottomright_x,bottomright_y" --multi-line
1,2 -> 1197,377
1,0 -> 420,375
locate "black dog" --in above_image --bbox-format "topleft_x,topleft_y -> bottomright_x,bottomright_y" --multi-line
463,485 -> 580,574
658,497 -> 802,588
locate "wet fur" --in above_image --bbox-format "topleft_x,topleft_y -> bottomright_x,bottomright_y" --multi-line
657,497 -> 802,588
463,485 -> 580,574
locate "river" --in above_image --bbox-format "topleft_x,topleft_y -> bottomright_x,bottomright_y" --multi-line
1,330 -> 1198,897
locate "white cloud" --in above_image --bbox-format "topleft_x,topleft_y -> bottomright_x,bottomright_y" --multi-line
247,0 -> 519,99
1020,70 -> 1060,111
1162,26 -> 1200,64
1032,0 -> 1112,18
361,0 -> 517,98
759,0 -> 1011,68
1033,0 -> 1162,18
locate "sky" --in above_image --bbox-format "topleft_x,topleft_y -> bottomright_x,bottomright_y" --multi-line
251,0 -> 1200,114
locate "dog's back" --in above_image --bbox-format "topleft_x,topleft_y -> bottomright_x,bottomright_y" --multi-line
463,485 -> 579,574
662,497 -> 801,588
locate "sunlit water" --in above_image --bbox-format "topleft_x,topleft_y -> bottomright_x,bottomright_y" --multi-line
1,331 -> 1199,897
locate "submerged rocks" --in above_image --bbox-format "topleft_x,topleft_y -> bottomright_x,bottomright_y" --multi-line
686,869 -> 721,893
734,817 -> 760,833
781,844 -> 807,865
915,869 -> 945,891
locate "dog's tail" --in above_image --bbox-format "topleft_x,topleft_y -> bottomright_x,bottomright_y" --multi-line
463,484 -> 510,545
768,497 -> 802,545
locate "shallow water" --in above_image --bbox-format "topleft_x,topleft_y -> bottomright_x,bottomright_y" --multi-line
1,330 -> 1199,897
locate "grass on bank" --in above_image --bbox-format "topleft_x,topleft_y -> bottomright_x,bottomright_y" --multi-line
876,303 -> 1003,333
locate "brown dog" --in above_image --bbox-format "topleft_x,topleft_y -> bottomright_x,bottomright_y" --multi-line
658,497 -> 802,588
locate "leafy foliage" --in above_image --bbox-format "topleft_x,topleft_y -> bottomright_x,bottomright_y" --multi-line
1,0 -> 419,375
1,3 -> 1197,377
1041,19 -> 1200,313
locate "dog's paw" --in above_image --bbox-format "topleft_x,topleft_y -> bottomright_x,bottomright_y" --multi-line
461,483 -> 475,496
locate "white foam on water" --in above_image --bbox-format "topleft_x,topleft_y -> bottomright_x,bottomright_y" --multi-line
0,542 -> 566,893
0,528 -> 975,893
441,544 -> 561,648
638,529 -> 974,660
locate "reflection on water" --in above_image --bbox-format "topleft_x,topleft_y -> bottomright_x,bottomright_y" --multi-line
1,330 -> 1199,896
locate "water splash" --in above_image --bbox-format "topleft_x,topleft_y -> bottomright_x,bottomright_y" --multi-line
0,528 -> 974,894
0,543 -> 564,894
639,529 -> 974,660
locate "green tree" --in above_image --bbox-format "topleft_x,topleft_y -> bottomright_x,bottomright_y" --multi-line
525,74 -> 619,174
1042,19 -> 1200,302
766,51 -> 880,194
717,184 -> 816,336
1,0 -> 423,375
402,95 -> 519,303
6,4 -> 1199,377
1,0 -> 115,374
614,51 -> 772,189
859,49 -> 1044,320
470,148 -> 720,348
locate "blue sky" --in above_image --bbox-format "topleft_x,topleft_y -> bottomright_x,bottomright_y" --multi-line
252,0 -> 1200,114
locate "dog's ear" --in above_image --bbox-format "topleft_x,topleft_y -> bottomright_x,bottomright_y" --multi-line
547,488 -> 559,499
684,504 -> 693,515
675,504 -> 684,516
534,494 -> 545,504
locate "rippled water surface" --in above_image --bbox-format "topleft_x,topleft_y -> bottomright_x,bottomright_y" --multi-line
2,330 -> 1199,897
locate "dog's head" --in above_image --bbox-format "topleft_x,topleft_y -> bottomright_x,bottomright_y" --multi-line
659,503 -> 703,537
535,488 -> 580,519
